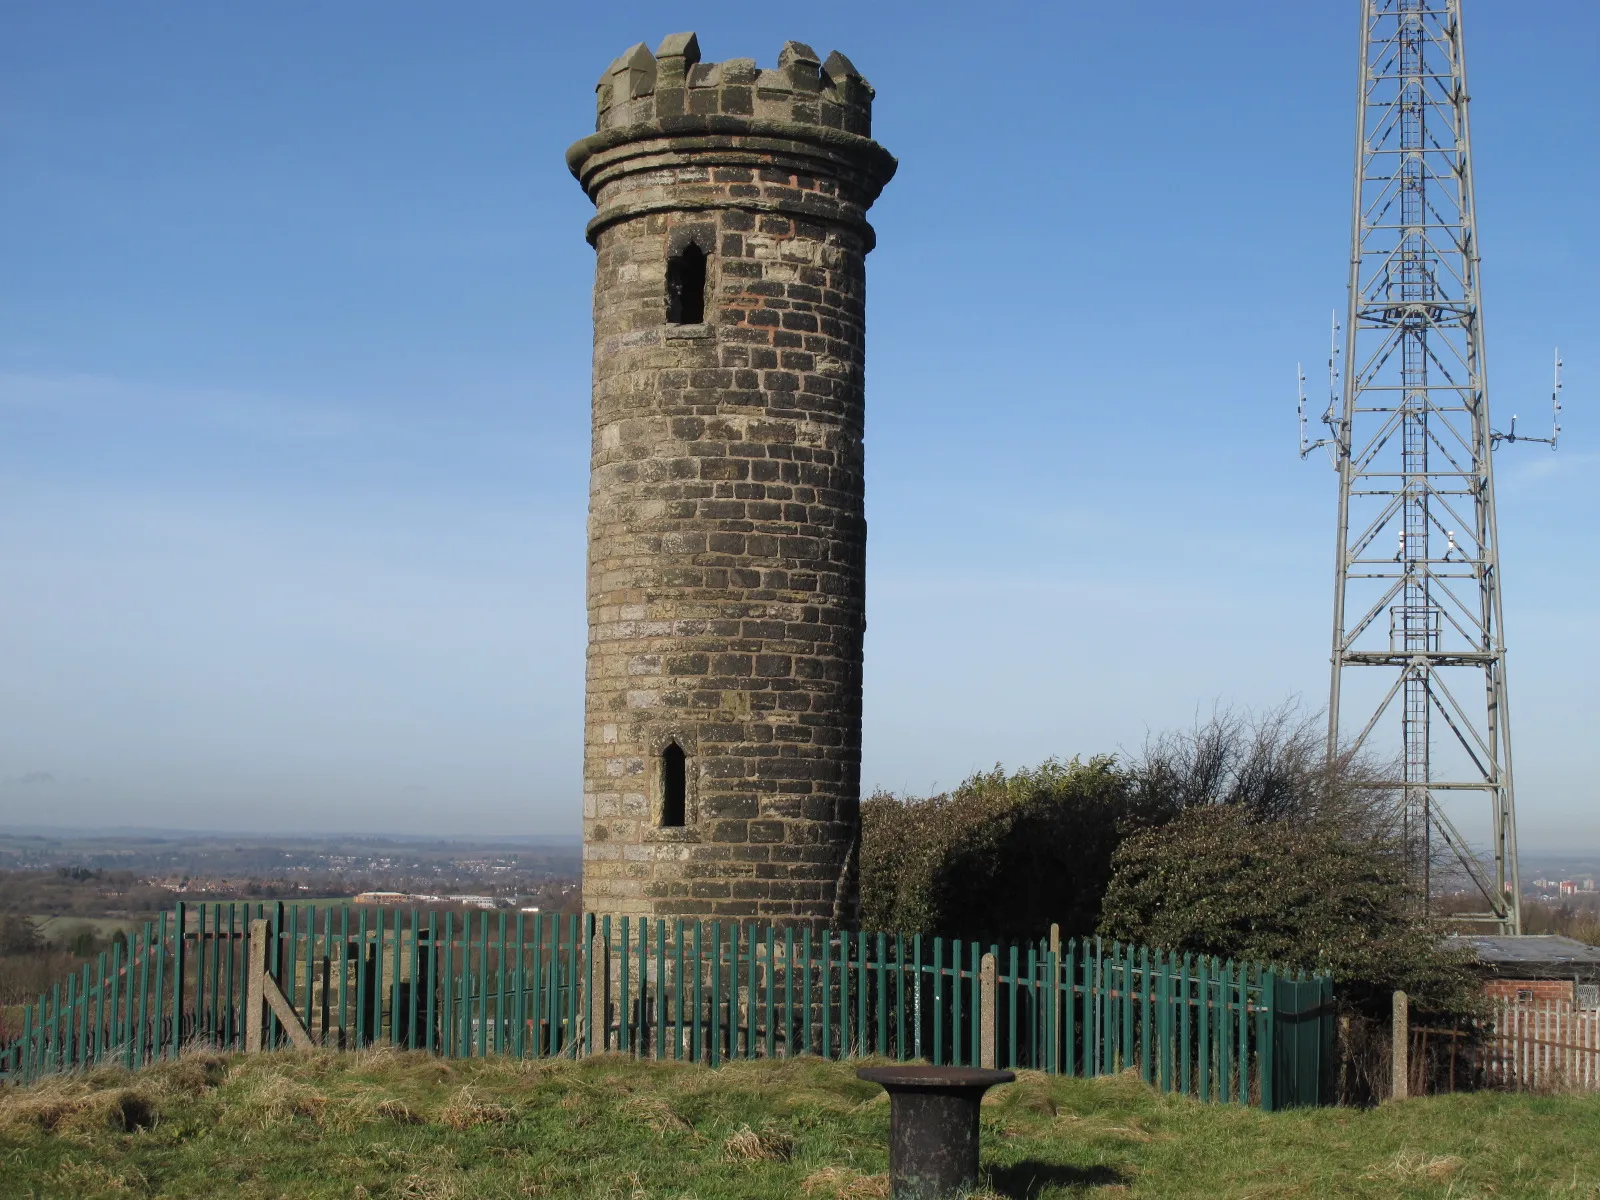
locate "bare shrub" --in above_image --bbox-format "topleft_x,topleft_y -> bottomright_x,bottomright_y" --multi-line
1131,701 -> 1396,836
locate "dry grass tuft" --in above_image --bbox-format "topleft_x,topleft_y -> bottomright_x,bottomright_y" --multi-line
396,1168 -> 464,1200
318,1075 -> 429,1131
1370,1149 -> 1465,1183
162,1051 -> 230,1095
1052,1111 -> 1158,1143
1004,1075 -> 1059,1117
334,1141 -> 435,1178
800,1166 -> 892,1198
623,1093 -> 694,1135
0,1079 -> 158,1136
723,1123 -> 795,1163
591,1170 -> 648,1200
1102,1117 -> 1155,1142
376,1098 -> 424,1124
515,1161 -> 590,1197
437,1087 -> 516,1131
221,1071 -> 329,1129
51,1157 -> 148,1192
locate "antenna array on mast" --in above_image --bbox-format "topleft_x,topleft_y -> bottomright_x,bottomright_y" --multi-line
1300,313 -> 1342,465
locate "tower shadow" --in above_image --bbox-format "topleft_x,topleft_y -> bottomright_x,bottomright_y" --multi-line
986,1160 -> 1129,1197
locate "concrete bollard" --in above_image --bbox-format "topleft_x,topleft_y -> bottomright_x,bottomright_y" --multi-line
857,1066 -> 1014,1199
1392,990 -> 1409,1100
979,953 -> 997,1070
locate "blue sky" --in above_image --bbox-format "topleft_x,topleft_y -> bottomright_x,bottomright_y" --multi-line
1,1 -> 1595,846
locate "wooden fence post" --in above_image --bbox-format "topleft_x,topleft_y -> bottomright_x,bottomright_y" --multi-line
1337,1014 -> 1351,1103
979,953 -> 997,1069
1391,990 -> 1409,1100
1048,924 -> 1061,1073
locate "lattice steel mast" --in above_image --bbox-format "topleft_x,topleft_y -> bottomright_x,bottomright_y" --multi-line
1309,0 -> 1547,933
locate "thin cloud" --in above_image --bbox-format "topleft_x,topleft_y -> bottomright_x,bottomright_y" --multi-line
1498,450 -> 1599,489
0,371 -> 366,442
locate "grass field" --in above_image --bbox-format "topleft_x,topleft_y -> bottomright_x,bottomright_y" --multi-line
29,915 -> 142,940
1,1051 -> 1597,1199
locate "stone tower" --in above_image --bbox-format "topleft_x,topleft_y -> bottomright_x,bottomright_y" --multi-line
567,34 -> 895,925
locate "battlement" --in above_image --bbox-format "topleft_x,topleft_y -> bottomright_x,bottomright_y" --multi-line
594,33 -> 873,138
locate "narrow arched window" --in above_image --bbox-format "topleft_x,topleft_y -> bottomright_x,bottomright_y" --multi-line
660,742 -> 687,827
666,244 -> 706,325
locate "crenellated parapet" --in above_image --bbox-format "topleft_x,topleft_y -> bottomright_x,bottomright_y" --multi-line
566,33 -> 896,249
593,34 -> 874,137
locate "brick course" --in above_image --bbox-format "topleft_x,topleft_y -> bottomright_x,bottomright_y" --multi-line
567,33 -> 895,926
1483,979 -> 1576,1005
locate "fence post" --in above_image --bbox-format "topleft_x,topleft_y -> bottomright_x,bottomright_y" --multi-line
979,953 -> 997,1069
172,901 -> 186,1058
246,919 -> 269,1052
1391,990 -> 1408,1100
1259,969 -> 1276,1112
1048,925 -> 1060,1073
588,930 -> 608,1056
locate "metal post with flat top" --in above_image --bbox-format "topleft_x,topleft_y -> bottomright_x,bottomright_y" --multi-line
857,1065 -> 1014,1199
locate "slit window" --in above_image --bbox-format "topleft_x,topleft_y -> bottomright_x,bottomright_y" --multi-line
660,742 -> 687,827
666,244 -> 706,325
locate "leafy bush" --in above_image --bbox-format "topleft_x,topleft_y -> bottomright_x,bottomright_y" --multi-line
1098,805 -> 1478,1018
860,756 -> 1168,943
861,703 -> 1479,1020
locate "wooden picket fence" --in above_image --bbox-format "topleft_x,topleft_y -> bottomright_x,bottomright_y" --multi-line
1485,999 -> 1600,1090
0,903 -> 1334,1110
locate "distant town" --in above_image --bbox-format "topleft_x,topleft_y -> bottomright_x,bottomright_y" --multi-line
0,830 -> 581,928
1529,877 -> 1599,900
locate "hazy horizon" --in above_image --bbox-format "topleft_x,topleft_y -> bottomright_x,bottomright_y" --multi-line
2,823 -> 1599,860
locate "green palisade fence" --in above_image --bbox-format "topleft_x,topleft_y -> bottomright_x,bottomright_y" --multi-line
0,904 -> 1335,1110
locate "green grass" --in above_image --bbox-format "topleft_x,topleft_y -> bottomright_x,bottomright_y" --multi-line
2,1051 -> 1598,1199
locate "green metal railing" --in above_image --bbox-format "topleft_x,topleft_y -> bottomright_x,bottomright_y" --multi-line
1,903 -> 1334,1110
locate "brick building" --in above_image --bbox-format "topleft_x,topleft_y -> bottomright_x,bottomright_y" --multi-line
566,34 -> 896,924
1448,934 -> 1600,1007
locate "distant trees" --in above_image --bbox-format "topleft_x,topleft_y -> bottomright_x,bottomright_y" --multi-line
1518,899 -> 1600,947
0,911 -> 41,956
0,867 -> 164,919
0,910 -> 98,1008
